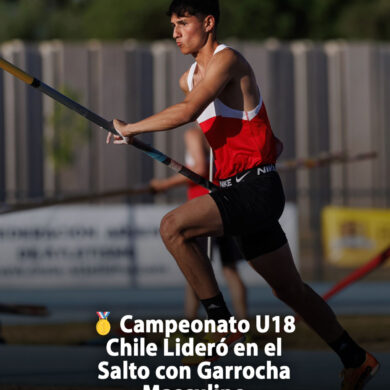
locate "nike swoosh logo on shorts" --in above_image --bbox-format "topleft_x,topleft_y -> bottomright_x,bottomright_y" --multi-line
235,171 -> 251,183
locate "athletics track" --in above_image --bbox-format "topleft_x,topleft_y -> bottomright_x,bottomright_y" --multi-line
0,283 -> 389,388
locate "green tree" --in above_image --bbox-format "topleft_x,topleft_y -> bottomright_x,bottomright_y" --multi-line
0,0 -> 389,42
337,0 -> 390,40
81,0 -> 170,40
45,85 -> 90,173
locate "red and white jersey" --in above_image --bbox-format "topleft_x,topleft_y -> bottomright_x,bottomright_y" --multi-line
187,44 -> 279,180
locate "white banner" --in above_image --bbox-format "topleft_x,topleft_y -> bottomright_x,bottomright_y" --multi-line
0,203 -> 298,289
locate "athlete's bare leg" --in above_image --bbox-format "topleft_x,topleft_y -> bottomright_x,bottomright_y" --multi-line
161,194 -> 343,343
249,243 -> 344,343
160,194 -> 223,300
185,284 -> 200,320
222,265 -> 247,320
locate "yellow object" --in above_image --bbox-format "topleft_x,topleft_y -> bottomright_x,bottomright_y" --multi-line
96,319 -> 111,336
0,57 -> 34,85
322,206 -> 390,267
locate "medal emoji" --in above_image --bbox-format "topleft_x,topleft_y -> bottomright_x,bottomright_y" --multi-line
96,311 -> 111,335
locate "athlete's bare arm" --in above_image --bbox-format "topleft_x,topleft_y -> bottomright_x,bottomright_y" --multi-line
149,71 -> 208,193
107,49 -> 258,144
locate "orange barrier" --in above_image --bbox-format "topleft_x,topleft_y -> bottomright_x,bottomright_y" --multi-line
322,245 -> 390,301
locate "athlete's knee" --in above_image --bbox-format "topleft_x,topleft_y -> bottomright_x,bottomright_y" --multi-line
160,212 -> 185,247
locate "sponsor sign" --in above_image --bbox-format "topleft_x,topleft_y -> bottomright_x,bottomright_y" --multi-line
322,206 -> 390,267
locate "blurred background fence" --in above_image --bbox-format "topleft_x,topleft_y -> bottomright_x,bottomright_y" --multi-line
1,39 -> 389,279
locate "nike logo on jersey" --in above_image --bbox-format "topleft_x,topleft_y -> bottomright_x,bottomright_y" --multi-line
235,171 -> 251,183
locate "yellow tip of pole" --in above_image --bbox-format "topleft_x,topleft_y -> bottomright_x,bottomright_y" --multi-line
0,57 -> 35,85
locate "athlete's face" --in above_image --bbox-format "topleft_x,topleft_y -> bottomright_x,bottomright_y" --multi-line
170,13 -> 209,55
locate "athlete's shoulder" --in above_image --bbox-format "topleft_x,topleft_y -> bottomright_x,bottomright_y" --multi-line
213,46 -> 239,63
208,46 -> 242,74
212,46 -> 253,80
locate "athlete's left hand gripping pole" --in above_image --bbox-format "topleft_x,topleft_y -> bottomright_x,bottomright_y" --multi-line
0,57 -> 218,192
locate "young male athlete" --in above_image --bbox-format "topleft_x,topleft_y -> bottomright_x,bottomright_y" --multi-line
107,0 -> 379,387
150,126 -> 247,321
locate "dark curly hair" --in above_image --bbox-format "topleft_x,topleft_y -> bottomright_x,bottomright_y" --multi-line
167,0 -> 220,26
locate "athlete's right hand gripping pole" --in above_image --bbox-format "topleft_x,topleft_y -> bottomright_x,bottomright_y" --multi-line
0,57 -> 219,192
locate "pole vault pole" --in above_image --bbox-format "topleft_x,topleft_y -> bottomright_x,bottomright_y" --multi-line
0,57 -> 218,192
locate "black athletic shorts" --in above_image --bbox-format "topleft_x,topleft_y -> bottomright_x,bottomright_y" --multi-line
209,166 -> 287,260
